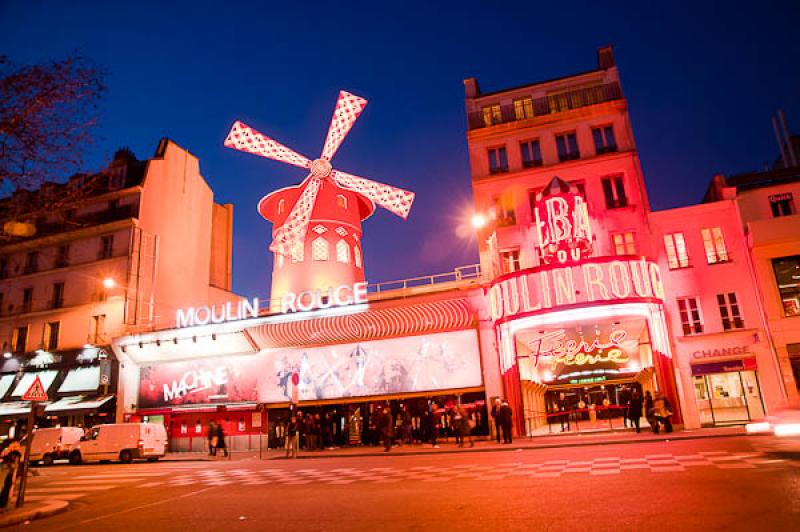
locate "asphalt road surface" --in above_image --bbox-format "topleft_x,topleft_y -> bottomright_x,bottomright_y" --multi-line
19,436 -> 800,531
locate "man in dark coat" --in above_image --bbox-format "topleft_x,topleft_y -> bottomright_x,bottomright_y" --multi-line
628,389 -> 643,433
490,398 -> 502,443
556,392 -> 569,432
498,400 -> 513,444
379,407 -> 394,452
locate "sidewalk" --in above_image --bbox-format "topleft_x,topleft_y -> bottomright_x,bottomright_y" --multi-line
165,425 -> 748,462
0,499 -> 68,528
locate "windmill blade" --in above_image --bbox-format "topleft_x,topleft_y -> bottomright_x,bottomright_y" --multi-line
331,170 -> 415,219
320,91 -> 368,161
224,121 -> 311,169
269,177 -> 322,257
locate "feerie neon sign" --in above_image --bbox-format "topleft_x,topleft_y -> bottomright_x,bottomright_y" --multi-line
489,258 -> 664,323
528,328 -> 631,370
281,281 -> 368,314
176,299 -> 259,328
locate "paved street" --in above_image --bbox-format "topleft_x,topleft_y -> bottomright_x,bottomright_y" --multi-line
18,436 -> 800,531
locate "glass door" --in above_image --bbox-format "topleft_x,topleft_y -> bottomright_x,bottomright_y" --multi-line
707,372 -> 749,424
740,370 -> 765,420
692,375 -> 715,425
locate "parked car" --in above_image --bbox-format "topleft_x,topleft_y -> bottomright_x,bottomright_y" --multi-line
30,427 -> 84,466
69,423 -> 167,465
746,408 -> 800,454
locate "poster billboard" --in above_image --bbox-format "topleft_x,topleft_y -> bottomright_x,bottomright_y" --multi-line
138,329 -> 482,408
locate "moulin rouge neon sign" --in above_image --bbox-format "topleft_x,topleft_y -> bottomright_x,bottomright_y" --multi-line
528,328 -> 631,370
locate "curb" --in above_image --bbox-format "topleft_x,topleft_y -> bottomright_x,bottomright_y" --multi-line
0,500 -> 69,528
267,430 -> 748,460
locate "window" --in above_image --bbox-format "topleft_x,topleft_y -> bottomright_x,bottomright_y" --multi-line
701,227 -> 728,264
12,325 -> 28,353
24,251 -> 38,274
520,140 -> 543,168
612,232 -> 636,255
482,104 -> 501,126
0,257 -> 7,279
336,240 -> 350,263
22,287 -> 33,313
55,244 -> 70,268
90,314 -> 106,344
99,235 -> 114,259
556,132 -> 580,161
290,243 -> 304,263
717,293 -> 744,330
51,282 -> 65,309
336,195 -> 347,209
677,297 -> 703,335
513,98 -> 534,120
664,233 -> 689,269
788,344 -> 800,392
770,193 -> 795,217
488,147 -> 508,174
601,175 -> 628,208
771,255 -> 800,317
592,126 -> 617,154
354,246 -> 362,269
45,321 -> 60,351
570,181 -> 587,200
312,237 -> 329,261
501,249 -> 521,273
493,195 -> 516,227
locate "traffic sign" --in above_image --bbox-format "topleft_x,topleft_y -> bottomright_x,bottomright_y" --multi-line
21,376 -> 48,402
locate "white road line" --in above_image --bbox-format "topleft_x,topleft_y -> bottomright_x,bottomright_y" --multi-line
27,486 -> 116,492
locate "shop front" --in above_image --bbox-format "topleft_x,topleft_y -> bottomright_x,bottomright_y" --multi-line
115,295 -> 490,451
490,257 -> 680,436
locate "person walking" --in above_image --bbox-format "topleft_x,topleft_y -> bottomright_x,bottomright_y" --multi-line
286,415 -> 299,458
556,392 -> 569,432
215,421 -> 229,458
644,391 -> 655,432
207,421 -> 217,456
628,390 -> 643,433
453,404 -> 474,448
491,398 -> 502,443
653,393 -> 673,434
380,406 -> 394,452
499,400 -> 513,444
426,402 -> 441,448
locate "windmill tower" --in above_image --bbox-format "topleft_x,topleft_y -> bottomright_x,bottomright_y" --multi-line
224,91 -> 415,310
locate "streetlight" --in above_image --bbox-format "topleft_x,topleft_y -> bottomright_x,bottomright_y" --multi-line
102,277 -> 116,289
470,213 -> 488,230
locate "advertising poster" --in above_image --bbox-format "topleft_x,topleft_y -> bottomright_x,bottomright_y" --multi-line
138,329 -> 482,408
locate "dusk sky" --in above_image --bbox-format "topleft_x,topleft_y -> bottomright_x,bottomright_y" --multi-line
2,1 -> 799,299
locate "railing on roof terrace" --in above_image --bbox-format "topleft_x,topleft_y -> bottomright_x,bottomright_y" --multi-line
367,263 -> 482,294
467,82 -> 622,130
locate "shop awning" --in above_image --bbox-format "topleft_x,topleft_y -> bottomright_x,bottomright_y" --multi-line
0,375 -> 16,400
45,395 -> 114,413
57,366 -> 100,393
10,370 -> 58,398
0,401 -> 34,417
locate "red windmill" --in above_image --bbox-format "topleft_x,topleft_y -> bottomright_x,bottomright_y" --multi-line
224,91 -> 415,307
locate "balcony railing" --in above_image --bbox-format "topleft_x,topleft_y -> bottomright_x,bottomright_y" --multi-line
2,204 -> 139,243
468,82 -> 622,130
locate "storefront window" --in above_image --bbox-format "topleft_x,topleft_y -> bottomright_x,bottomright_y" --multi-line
692,369 -> 763,425
772,255 -> 800,316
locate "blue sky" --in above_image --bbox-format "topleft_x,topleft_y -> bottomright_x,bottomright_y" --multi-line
2,1 -> 798,298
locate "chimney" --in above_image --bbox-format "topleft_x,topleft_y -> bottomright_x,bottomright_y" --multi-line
597,45 -> 615,69
463,77 -> 480,99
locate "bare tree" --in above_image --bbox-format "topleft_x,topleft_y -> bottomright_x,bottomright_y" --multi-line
0,55 -> 105,197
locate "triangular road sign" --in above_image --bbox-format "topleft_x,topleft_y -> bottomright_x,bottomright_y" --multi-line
21,376 -> 48,401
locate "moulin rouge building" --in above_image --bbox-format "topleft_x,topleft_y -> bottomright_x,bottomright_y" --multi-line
108,46 -> 792,449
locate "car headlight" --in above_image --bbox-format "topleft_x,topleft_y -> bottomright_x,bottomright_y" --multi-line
745,421 -> 771,434
774,423 -> 800,437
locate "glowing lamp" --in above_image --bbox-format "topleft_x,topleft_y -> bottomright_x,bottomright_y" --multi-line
102,278 -> 116,289
471,213 -> 488,230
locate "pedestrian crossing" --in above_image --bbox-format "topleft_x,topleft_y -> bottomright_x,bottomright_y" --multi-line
21,450 -> 795,503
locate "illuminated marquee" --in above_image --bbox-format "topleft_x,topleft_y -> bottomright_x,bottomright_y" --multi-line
490,258 -> 664,323
533,177 -> 592,265
176,298 -> 259,328
280,281 -> 368,314
528,329 -> 631,369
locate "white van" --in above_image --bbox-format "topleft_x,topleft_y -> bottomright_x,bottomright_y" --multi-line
69,423 -> 167,464
30,427 -> 84,466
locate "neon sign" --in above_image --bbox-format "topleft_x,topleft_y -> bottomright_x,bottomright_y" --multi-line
489,258 -> 664,323
533,178 -> 592,265
529,328 -> 631,369
281,281 -> 368,314
176,298 -> 259,328
163,366 -> 229,402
